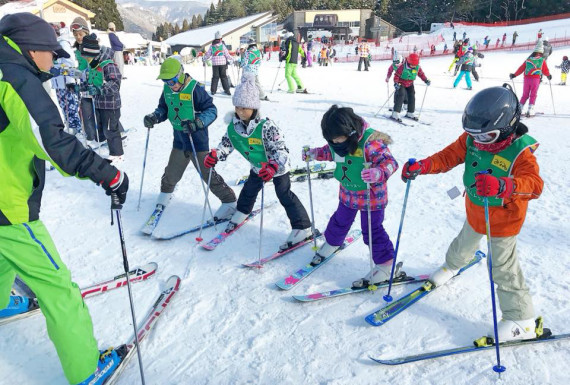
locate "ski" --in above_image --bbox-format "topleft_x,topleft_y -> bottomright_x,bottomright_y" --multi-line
140,204 -> 166,235
275,229 -> 362,291
242,231 -> 323,268
0,263 -> 158,326
369,330 -> 570,366
293,272 -> 431,302
200,207 -> 265,251
365,251 -> 485,327
521,112 -> 544,119
377,114 -> 414,127
235,163 -> 334,186
152,218 -> 230,240
402,116 -> 432,125
104,275 -> 181,385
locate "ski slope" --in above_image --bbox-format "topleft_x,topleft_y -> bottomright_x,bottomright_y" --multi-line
1,32 -> 569,385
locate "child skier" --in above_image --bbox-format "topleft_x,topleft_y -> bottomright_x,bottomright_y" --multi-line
0,13 -> 129,384
401,84 -> 543,342
143,58 -> 237,222
302,105 -> 398,287
555,55 -> 569,85
386,54 -> 407,109
239,40 -> 268,100
391,53 -> 431,122
203,73 -> 313,250
453,47 -> 474,90
510,40 -> 551,116
80,33 -> 124,165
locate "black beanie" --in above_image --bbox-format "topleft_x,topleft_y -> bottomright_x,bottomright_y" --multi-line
80,33 -> 100,57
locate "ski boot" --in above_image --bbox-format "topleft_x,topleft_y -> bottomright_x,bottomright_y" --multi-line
156,192 -> 172,209
311,241 -> 338,266
352,261 -> 395,289
527,104 -> 535,117
493,318 -> 537,342
405,112 -> 419,121
76,347 -> 123,385
429,263 -> 459,287
225,211 -> 248,232
213,202 -> 237,221
0,296 -> 36,318
279,228 -> 313,251
390,111 -> 402,122
296,88 -> 309,94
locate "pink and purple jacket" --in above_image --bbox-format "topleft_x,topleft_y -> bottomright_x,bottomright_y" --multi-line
203,40 -> 233,66
312,122 -> 398,211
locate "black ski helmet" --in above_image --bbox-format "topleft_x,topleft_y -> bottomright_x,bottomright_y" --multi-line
321,105 -> 362,154
462,83 -> 521,142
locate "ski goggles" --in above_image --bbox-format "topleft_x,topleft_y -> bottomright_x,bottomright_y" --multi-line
70,23 -> 88,32
468,129 -> 501,144
162,76 -> 179,87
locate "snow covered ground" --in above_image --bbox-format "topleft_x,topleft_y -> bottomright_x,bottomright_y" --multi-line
1,33 -> 569,385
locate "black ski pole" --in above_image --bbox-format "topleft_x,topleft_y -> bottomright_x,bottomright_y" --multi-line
111,194 -> 146,384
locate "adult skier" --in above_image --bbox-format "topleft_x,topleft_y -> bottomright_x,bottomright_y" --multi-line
280,32 -> 307,93
401,84 -> 543,342
391,53 -> 431,122
0,13 -> 128,384
143,58 -> 237,221
203,31 -> 233,95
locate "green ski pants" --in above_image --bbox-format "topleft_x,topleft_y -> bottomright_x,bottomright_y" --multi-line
285,63 -> 304,92
0,220 -> 99,384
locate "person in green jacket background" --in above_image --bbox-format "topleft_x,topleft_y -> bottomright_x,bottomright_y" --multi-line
0,13 -> 128,385
280,32 -> 308,94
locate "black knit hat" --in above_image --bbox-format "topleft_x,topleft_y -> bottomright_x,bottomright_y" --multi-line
80,33 -> 100,57
0,12 -> 70,59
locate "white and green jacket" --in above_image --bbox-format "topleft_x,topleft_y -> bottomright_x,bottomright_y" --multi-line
0,35 -> 118,226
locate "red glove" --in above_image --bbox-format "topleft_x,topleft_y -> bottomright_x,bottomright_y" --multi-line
401,159 -> 431,182
258,161 -> 278,182
475,174 -> 514,198
204,149 -> 218,168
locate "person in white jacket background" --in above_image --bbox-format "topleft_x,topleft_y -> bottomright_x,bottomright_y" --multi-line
49,22 -> 82,138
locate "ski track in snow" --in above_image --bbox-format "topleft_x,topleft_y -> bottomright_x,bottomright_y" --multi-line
1,23 -> 569,385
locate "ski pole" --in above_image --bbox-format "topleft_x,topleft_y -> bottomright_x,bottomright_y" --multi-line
303,146 -> 318,251
481,172 -> 506,377
510,78 -> 517,95
256,183 -> 265,268
417,85 -> 429,120
548,79 -> 556,115
187,133 -> 217,231
137,127 -> 151,211
196,167 -> 213,242
384,158 -> 414,302
363,162 -> 374,271
374,89 -> 395,117
91,97 -> 101,156
270,62 -> 282,93
386,82 -> 389,99
110,194 -> 146,385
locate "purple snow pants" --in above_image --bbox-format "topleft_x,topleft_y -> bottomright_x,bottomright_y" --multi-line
520,76 -> 540,106
324,202 -> 394,264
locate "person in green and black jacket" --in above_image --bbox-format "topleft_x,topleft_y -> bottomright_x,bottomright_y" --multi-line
0,13 -> 127,385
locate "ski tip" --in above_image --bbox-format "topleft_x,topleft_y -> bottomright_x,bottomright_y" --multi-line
195,237 -> 203,242
364,314 -> 382,327
164,275 -> 182,291
275,282 -> 291,291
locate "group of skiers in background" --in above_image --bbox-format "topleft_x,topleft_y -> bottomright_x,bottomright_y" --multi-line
0,10 -> 568,385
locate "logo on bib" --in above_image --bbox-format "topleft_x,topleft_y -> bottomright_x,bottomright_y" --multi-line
248,137 -> 262,145
491,155 -> 511,172
180,93 -> 191,101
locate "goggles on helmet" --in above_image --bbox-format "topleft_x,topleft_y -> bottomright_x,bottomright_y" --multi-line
70,23 -> 87,32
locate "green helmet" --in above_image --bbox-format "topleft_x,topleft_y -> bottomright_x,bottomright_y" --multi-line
157,57 -> 184,83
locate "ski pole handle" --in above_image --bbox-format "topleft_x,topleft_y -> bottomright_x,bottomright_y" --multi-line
111,193 -> 123,210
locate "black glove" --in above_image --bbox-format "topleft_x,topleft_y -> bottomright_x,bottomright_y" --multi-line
104,170 -> 129,205
425,79 -> 431,86
181,118 -> 204,133
509,73 -> 516,79
143,113 -> 158,128
394,83 -> 401,90
547,74 -> 552,80
66,83 -> 80,93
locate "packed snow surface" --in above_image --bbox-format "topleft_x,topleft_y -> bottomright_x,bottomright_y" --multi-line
1,24 -> 569,385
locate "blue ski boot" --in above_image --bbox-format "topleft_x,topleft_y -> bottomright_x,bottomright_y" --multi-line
0,296 -> 33,318
75,347 -> 123,385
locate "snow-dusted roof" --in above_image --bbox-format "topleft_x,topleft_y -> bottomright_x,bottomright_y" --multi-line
165,12 -> 274,47
91,29 -> 163,50
0,0 -> 95,18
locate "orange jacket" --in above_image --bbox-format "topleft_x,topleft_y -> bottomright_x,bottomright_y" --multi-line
423,133 -> 543,237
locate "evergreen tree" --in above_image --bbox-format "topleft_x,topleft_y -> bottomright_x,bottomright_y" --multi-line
182,18 -> 190,32
70,0 -> 124,31
191,15 -> 198,29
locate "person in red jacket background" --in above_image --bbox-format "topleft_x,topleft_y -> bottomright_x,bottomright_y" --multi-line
510,39 -> 551,117
391,53 -> 431,122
